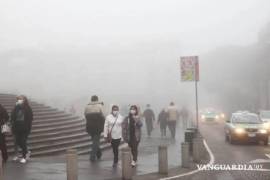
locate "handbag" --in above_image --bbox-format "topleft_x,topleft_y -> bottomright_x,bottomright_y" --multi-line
1,124 -> 11,134
107,116 -> 118,143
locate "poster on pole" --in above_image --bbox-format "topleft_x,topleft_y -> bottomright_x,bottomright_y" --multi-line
180,56 -> 199,81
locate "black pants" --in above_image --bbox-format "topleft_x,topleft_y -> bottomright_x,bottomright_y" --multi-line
167,121 -> 176,139
111,138 -> 121,163
145,119 -> 153,136
128,140 -> 139,162
90,134 -> 101,160
0,133 -> 8,163
15,131 -> 28,158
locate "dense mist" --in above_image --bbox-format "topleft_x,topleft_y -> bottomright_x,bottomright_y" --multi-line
0,0 -> 270,114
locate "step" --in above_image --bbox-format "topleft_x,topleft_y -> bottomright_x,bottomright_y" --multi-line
32,116 -> 81,126
32,118 -> 83,129
33,113 -> 72,120
30,141 -> 111,157
6,126 -> 88,142
6,132 -> 91,149
32,116 -> 81,125
30,122 -> 85,135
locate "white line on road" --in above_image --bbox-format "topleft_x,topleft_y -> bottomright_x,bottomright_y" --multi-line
159,140 -> 215,180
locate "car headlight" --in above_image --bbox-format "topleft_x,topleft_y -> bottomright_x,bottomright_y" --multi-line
259,129 -> 268,134
263,122 -> 270,129
201,115 -> 205,119
221,113 -> 225,118
235,128 -> 245,134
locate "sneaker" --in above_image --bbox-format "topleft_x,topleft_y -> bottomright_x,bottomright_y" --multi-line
20,158 -> 27,164
131,160 -> 136,167
26,151 -> 31,160
96,150 -> 102,160
12,156 -> 19,161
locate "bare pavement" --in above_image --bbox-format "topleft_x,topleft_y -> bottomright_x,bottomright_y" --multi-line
4,121 -> 270,180
4,122 -> 185,180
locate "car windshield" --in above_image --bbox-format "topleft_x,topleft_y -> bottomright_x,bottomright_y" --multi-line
233,114 -> 261,124
260,111 -> 270,119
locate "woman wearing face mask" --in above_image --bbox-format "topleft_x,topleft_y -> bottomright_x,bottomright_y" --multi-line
0,104 -> 9,163
104,105 -> 124,167
122,105 -> 143,167
11,95 -> 33,164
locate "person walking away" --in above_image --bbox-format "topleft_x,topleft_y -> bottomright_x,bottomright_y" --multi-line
11,95 -> 33,163
122,105 -> 142,167
158,109 -> 168,137
104,105 -> 124,167
0,104 -> 9,163
180,107 -> 189,130
166,102 -> 179,139
143,104 -> 155,137
84,95 -> 105,162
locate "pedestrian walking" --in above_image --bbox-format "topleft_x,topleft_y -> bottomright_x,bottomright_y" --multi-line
84,95 -> 105,162
122,105 -> 143,167
104,105 -> 124,167
180,107 -> 189,130
157,109 -> 168,137
166,102 -> 179,139
0,104 -> 9,163
143,104 -> 155,137
11,95 -> 33,163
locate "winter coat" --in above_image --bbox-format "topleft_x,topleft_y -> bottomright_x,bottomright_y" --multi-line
84,102 -> 105,136
122,115 -> 143,143
11,104 -> 33,135
158,110 -> 168,127
0,104 -> 9,128
143,109 -> 155,121
167,105 -> 179,122
104,114 -> 124,140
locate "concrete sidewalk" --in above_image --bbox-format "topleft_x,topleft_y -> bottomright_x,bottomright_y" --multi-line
4,123 -> 187,180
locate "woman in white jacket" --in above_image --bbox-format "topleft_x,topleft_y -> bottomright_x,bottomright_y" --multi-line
104,105 -> 124,167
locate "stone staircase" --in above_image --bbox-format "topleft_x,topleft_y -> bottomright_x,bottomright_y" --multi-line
0,93 -> 111,157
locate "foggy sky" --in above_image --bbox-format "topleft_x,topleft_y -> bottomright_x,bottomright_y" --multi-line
1,0 -> 269,53
0,0 -> 270,112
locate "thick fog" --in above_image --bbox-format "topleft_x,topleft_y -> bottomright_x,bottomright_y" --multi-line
0,0 -> 270,114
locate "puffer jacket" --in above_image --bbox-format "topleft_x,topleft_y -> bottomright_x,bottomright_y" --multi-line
84,102 -> 105,136
167,105 -> 179,122
122,115 -> 143,142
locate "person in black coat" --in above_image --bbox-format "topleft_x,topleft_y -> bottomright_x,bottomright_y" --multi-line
158,109 -> 168,137
143,104 -> 155,137
0,104 -> 9,163
84,95 -> 105,162
11,95 -> 33,163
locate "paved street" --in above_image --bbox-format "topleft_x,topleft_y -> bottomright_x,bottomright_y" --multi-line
177,121 -> 270,180
4,121 -> 186,180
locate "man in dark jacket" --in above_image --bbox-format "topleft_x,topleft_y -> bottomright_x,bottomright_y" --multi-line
143,104 -> 155,137
0,104 -> 9,163
84,95 -> 105,162
11,95 -> 33,164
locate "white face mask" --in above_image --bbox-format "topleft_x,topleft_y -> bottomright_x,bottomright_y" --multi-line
112,111 -> 119,116
130,110 -> 136,115
16,99 -> 24,105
